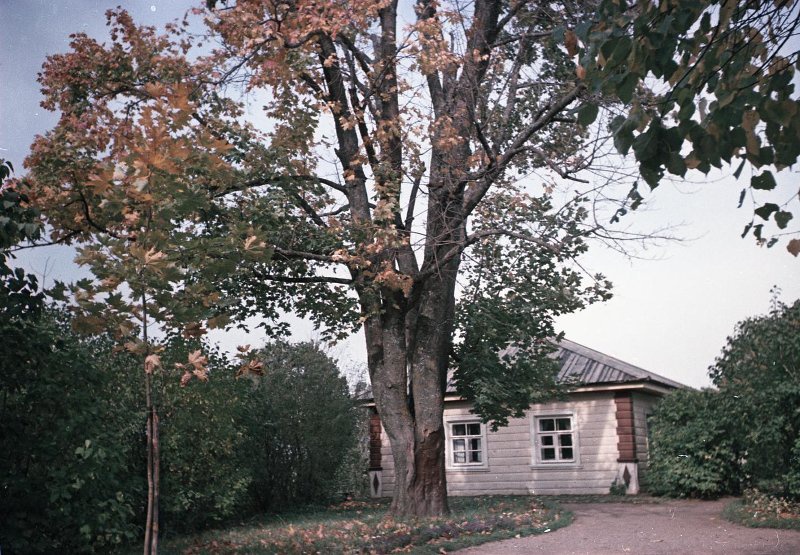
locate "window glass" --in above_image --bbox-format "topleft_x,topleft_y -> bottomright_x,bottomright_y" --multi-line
539,418 -> 555,432
449,421 -> 485,467
535,415 -> 576,464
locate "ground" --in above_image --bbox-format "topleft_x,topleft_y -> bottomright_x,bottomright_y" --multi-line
454,499 -> 800,554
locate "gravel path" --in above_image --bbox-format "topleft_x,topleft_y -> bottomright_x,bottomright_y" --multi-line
455,499 -> 800,554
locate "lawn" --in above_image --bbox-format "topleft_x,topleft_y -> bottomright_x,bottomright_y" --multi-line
154,496 -> 570,554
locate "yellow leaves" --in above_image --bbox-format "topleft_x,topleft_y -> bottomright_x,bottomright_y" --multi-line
684,153 -> 701,169
565,30 -> 579,57
177,349 -> 209,386
742,110 -> 761,156
87,170 -> 113,195
374,263 -> 413,297
244,235 -> 267,251
206,313 -> 230,330
144,353 -> 161,374
143,82 -> 166,97
144,247 -> 168,268
182,321 -> 207,339
236,358 -> 265,378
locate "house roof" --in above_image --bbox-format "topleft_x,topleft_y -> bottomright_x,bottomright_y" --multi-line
551,338 -> 686,389
447,338 -> 686,393
361,338 -> 686,402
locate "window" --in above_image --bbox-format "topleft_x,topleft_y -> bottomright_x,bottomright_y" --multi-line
533,414 -> 577,464
446,420 -> 487,468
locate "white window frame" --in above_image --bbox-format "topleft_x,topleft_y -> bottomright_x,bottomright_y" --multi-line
444,416 -> 489,471
531,411 -> 580,467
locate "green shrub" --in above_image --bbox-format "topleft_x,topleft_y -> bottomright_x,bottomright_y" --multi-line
157,341 -> 257,533
0,311 -> 143,553
1,321 -> 360,549
648,298 -> 800,499
647,389 -> 741,498
244,341 -> 359,511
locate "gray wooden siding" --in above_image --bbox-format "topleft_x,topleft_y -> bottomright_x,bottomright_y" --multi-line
379,392 -> 623,496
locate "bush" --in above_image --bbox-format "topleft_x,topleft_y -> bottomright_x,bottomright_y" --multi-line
157,341 -> 257,533
647,389 -> 741,498
244,341 -> 359,511
1,322 -> 361,551
0,311 -> 144,553
648,298 -> 800,499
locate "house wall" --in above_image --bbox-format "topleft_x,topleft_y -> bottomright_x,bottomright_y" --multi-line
631,391 -> 660,490
379,391 -> 625,497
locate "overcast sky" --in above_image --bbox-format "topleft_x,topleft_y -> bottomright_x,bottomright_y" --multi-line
2,0 -> 798,389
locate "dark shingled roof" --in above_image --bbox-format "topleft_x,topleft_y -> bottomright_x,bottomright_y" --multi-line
445,338 -> 686,393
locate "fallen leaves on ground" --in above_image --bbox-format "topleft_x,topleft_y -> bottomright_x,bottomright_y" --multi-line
180,497 -> 558,554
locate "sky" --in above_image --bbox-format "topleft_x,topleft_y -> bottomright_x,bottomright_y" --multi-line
2,0 -> 798,389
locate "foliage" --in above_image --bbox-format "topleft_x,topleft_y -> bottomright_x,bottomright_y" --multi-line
585,0 -> 800,250
0,310 -> 144,553
710,298 -> 800,496
647,389 -> 741,498
1,325 -> 360,549
160,496 -> 569,555
156,340 -> 257,532
244,341 -> 359,512
1,159 -> 43,318
724,489 -> 800,530
608,479 -> 627,496
648,298 -> 800,499
454,194 -> 612,428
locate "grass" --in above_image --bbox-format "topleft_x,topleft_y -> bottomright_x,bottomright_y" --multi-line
154,496 -> 571,554
723,491 -> 800,531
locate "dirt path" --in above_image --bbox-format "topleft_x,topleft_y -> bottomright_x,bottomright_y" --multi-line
455,499 -> 800,554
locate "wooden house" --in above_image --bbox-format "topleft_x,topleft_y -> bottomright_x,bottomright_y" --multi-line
367,339 -> 685,497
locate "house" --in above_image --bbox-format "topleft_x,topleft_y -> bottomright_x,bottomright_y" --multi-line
367,339 -> 686,498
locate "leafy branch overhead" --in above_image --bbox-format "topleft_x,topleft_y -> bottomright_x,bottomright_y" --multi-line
573,0 -> 800,251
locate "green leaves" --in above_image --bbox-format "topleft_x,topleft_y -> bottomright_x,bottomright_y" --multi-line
751,171 -> 777,191
589,0 -> 799,248
577,103 -> 599,127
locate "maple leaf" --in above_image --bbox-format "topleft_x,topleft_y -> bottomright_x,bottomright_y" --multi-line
565,30 -> 578,57
182,321 -> 206,338
787,238 -> 800,257
236,358 -> 264,378
244,235 -> 266,251
144,353 -> 161,374
187,349 -> 208,371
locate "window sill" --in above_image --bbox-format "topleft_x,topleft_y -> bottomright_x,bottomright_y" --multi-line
529,463 -> 583,470
446,466 -> 491,473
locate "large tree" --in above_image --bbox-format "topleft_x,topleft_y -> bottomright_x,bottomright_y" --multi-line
20,0 -> 800,523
